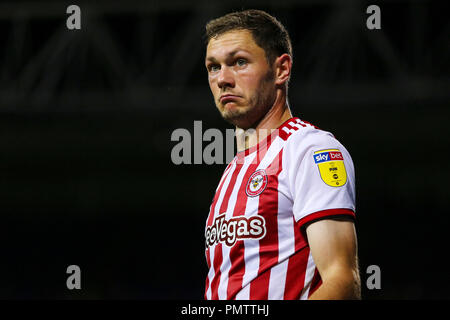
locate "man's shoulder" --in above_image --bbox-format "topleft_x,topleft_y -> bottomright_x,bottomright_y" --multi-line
278,119 -> 351,168
280,118 -> 337,148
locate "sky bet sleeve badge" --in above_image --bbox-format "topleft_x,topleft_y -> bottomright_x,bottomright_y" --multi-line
313,149 -> 347,187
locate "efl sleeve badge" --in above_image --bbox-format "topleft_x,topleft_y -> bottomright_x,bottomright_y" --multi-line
313,149 -> 347,187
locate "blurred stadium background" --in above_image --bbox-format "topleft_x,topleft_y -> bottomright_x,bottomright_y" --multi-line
0,0 -> 448,299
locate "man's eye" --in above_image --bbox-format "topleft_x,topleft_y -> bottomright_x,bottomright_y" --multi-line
236,59 -> 247,66
209,64 -> 220,72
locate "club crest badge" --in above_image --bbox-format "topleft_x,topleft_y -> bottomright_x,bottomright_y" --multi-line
313,149 -> 347,187
246,169 -> 268,197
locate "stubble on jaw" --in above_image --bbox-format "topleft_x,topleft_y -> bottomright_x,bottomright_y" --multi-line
217,67 -> 276,130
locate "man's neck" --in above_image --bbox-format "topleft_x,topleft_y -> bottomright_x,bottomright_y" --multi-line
235,96 -> 293,152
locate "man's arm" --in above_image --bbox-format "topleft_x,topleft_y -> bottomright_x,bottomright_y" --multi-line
305,217 -> 361,300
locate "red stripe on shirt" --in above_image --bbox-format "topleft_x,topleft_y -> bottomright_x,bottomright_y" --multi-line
280,214 -> 310,299
308,267 -> 322,298
204,253 -> 211,299
283,247 -> 311,299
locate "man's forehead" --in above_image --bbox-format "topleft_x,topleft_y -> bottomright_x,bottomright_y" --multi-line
206,30 -> 261,59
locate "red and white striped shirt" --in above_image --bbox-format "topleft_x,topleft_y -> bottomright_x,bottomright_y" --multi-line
204,117 -> 356,300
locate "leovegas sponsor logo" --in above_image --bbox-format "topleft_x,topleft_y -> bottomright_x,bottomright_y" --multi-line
205,214 -> 266,248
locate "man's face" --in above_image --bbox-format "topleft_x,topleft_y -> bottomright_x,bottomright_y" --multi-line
205,30 -> 277,129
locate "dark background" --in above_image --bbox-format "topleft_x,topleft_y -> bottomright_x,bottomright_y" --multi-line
0,0 -> 448,299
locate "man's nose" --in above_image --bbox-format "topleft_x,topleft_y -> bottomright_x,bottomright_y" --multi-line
217,66 -> 235,89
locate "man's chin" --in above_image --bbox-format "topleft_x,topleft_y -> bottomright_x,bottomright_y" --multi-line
219,103 -> 243,119
221,101 -> 240,112
221,110 -> 254,129
218,103 -> 261,129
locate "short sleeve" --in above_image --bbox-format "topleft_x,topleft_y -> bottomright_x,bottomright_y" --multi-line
286,130 -> 356,227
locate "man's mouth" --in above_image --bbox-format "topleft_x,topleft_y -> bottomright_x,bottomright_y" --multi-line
220,94 -> 241,104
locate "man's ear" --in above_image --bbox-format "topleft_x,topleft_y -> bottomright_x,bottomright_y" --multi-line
274,54 -> 292,86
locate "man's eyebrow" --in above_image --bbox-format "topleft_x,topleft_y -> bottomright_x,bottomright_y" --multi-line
228,50 -> 248,57
205,49 -> 250,63
205,56 -> 218,63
